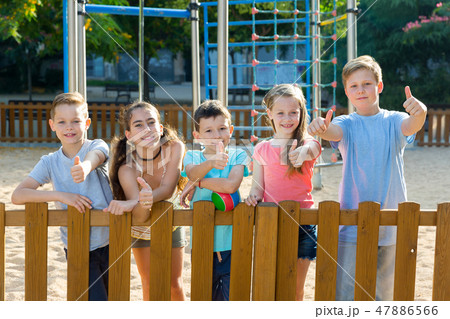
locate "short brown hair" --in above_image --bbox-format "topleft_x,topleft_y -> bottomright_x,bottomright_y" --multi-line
193,99 -> 231,131
342,55 -> 382,88
51,92 -> 88,119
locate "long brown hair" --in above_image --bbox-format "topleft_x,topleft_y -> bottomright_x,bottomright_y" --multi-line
262,84 -> 309,176
109,101 -> 187,200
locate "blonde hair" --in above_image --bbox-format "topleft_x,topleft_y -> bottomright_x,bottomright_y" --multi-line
262,84 -> 309,175
51,92 -> 88,119
342,55 -> 382,88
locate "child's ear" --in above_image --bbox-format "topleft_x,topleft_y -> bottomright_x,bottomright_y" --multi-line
125,130 -> 131,140
48,119 -> 55,132
229,125 -> 234,135
266,108 -> 273,120
192,130 -> 200,140
377,81 -> 384,94
85,118 -> 91,130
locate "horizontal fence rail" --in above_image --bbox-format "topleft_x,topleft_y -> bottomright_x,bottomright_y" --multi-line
0,101 -> 274,144
2,102 -> 447,146
1,201 -> 450,301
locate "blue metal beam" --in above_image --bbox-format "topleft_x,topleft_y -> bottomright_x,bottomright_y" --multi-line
85,4 -> 190,19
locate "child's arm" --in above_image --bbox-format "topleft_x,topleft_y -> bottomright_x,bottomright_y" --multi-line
288,138 -> 322,167
307,109 -> 343,142
71,149 -> 107,183
103,164 -> 150,221
11,177 -> 92,213
244,161 -> 264,206
400,86 -> 427,136
194,165 -> 245,194
184,142 -> 228,181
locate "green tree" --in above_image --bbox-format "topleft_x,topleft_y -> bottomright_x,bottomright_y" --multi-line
329,0 -> 449,110
0,0 -> 133,98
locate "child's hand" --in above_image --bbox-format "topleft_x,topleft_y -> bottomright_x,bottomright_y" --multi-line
307,109 -> 334,136
59,192 -> 92,213
103,200 -> 137,215
403,86 -> 427,117
137,177 -> 153,209
180,180 -> 197,208
244,192 -> 262,207
71,156 -> 91,183
209,141 -> 228,170
288,140 -> 309,167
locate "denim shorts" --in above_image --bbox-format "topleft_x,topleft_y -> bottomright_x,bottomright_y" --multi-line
298,225 -> 317,260
131,226 -> 187,248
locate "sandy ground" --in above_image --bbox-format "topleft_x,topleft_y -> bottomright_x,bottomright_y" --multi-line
1,145 -> 449,301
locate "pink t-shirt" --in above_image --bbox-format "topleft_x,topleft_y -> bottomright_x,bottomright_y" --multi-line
252,139 -> 321,208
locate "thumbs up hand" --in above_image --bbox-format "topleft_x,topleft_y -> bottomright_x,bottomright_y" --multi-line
307,108 -> 334,136
288,139 -> 311,168
209,141 -> 229,170
137,177 -> 153,209
71,156 -> 91,183
403,86 -> 427,117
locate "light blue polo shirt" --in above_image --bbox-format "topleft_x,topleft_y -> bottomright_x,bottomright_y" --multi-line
182,147 -> 249,252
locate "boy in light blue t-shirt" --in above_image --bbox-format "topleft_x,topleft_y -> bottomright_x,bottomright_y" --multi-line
308,55 -> 427,301
180,100 -> 249,301
12,92 -> 113,301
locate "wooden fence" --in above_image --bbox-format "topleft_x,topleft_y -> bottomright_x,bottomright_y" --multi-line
1,102 -> 449,146
1,200 -> 450,301
0,101 -> 272,144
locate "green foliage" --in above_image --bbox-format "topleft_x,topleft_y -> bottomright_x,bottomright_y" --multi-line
323,0 -> 449,110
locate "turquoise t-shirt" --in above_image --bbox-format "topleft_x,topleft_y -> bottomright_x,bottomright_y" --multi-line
182,147 -> 250,252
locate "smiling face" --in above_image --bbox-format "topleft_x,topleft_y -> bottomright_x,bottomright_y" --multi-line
266,96 -> 301,139
49,104 -> 91,147
193,115 -> 234,153
345,68 -> 383,116
125,107 -> 163,149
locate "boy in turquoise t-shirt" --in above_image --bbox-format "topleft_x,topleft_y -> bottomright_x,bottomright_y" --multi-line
180,99 -> 249,301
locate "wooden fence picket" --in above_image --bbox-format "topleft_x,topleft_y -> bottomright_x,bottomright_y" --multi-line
190,201 -> 215,301
229,203 -> 255,301
67,206 -> 90,301
252,203 -> 278,301
275,201 -> 300,301
315,201 -> 340,301
0,203 -> 4,301
432,203 -> 450,300
394,202 -> 420,301
108,212 -> 132,301
149,201 -> 173,301
25,202 -> 48,301
354,202 -> 380,301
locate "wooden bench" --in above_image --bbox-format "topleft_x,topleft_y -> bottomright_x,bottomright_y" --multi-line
104,84 -> 155,102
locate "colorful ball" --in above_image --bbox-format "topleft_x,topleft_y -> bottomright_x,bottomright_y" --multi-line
211,191 -> 240,212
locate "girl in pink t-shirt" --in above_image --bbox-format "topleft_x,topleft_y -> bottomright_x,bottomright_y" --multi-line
245,84 -> 321,300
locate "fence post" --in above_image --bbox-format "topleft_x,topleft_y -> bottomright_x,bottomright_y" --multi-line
394,202 -> 420,301
252,203 -> 278,301
25,202 -> 48,301
432,203 -> 450,300
191,201 -> 215,301
149,201 -> 173,301
67,206 -> 90,301
275,201 -> 300,301
354,201 -> 380,301
229,203 -> 255,301
315,201 -> 340,301
0,203 -> 5,301
108,212 -> 132,301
